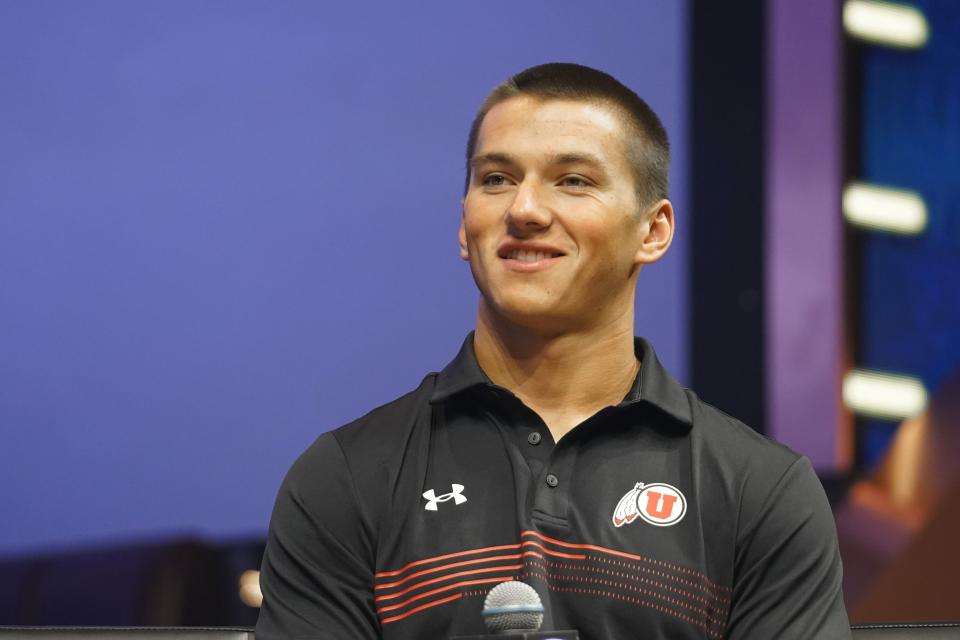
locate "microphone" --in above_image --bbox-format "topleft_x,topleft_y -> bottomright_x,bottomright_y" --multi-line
451,581 -> 579,639
483,580 -> 544,632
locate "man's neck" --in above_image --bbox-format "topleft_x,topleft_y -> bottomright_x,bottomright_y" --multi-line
473,304 -> 640,441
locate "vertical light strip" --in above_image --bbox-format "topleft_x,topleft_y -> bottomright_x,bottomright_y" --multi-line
843,0 -> 930,49
842,369 -> 929,420
843,181 -> 928,234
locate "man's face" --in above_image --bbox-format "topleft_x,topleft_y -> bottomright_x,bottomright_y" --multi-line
459,96 -> 670,331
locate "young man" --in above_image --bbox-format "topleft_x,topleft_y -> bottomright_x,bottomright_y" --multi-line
256,63 -> 850,639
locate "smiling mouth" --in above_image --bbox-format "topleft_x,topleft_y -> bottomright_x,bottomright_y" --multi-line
503,249 -> 564,262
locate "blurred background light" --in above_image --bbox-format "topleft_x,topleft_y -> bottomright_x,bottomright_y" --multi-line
238,570 -> 262,608
843,0 -> 929,49
842,182 -> 928,235
843,369 -> 929,420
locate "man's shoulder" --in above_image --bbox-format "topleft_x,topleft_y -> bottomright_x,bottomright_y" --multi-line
288,372 -> 439,474
281,372 -> 440,516
683,390 -> 832,549
684,388 -> 803,480
328,371 -> 439,454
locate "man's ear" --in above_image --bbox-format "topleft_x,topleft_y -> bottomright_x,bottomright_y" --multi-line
458,205 -> 469,260
635,199 -> 675,266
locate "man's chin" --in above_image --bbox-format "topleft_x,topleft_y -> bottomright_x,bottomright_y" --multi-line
480,297 -> 577,333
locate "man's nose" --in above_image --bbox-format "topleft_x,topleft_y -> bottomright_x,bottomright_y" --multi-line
506,179 -> 553,230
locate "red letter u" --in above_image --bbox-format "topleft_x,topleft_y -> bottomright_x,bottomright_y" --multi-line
645,491 -> 678,519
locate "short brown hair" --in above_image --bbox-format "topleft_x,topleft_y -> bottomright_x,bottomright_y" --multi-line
465,62 -> 670,208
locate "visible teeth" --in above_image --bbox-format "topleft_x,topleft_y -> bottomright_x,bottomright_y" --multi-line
508,249 -> 555,261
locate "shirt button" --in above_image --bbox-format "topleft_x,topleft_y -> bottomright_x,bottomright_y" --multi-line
527,432 -> 542,445
545,473 -> 559,488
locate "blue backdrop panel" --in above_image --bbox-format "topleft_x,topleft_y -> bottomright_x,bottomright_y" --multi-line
0,1 -> 689,553
859,0 -> 960,464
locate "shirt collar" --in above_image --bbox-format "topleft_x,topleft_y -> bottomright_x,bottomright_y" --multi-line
430,332 -> 692,429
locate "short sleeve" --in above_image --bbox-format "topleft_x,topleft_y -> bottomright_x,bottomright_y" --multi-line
725,456 -> 851,639
255,432 -> 380,640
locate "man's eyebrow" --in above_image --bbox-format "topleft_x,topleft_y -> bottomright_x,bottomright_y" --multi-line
549,152 -> 609,170
469,152 -> 610,170
469,152 -> 516,169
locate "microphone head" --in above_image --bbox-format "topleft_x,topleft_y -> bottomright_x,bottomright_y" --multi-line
481,580 -> 544,633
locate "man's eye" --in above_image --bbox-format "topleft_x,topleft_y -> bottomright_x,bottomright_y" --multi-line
482,174 -> 509,187
561,176 -> 591,188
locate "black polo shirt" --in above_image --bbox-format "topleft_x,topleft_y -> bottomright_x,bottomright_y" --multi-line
256,334 -> 850,639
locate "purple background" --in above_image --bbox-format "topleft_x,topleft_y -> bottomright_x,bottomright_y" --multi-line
766,0 -> 844,471
0,1 -> 689,554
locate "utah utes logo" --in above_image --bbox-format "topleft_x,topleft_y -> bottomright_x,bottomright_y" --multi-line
612,482 -> 686,527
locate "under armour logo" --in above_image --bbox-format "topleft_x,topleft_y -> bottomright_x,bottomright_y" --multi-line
423,484 -> 467,511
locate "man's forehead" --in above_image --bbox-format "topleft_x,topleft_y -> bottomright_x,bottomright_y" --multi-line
472,96 -> 633,166
479,96 -> 623,137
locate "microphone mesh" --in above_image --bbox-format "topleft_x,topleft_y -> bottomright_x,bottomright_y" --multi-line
482,580 -> 544,633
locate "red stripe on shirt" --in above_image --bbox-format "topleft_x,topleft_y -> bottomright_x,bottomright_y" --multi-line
375,564 -> 524,601
521,530 -> 732,594
376,576 -> 514,615
375,542 -> 521,578
375,553 -> 523,590
379,592 -> 463,625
